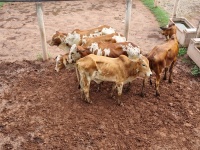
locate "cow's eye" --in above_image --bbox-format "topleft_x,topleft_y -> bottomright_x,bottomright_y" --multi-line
142,64 -> 146,67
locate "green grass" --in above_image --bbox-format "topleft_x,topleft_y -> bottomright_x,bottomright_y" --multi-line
141,0 -> 169,27
178,47 -> 187,57
0,2 -> 4,7
191,65 -> 200,76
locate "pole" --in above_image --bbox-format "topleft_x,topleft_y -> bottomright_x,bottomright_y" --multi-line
154,0 -> 158,7
196,21 -> 200,38
172,0 -> 180,18
36,2 -> 48,61
124,0 -> 132,40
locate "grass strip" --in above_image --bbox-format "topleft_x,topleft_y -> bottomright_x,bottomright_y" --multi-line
141,0 -> 169,27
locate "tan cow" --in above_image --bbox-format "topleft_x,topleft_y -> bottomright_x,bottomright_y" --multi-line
160,23 -> 177,40
147,34 -> 179,96
48,25 -> 116,52
76,54 -> 152,105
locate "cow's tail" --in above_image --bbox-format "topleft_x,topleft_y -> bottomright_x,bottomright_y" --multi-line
75,63 -> 81,89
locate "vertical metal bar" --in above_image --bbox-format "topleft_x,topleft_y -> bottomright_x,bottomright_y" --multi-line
36,2 -> 48,61
172,0 -> 180,18
124,0 -> 132,40
196,21 -> 200,38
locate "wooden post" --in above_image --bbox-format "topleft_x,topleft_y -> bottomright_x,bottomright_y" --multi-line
196,21 -> 200,38
172,0 -> 180,18
124,0 -> 132,40
36,2 -> 48,61
154,0 -> 158,7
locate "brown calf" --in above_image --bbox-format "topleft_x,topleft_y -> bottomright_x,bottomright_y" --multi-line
160,23 -> 177,40
147,34 -> 179,96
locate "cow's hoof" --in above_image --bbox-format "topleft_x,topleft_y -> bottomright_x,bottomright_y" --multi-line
168,79 -> 173,83
118,102 -> 124,107
140,93 -> 145,97
156,93 -> 160,97
163,77 -> 167,80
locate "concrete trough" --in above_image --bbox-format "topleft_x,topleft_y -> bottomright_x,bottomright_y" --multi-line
187,38 -> 200,68
169,17 -> 197,47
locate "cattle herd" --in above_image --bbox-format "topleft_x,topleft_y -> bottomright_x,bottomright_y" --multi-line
48,23 -> 178,105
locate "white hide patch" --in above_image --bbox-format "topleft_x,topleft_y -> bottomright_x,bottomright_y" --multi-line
89,43 -> 110,56
104,48 -> 111,56
68,44 -> 81,63
101,27 -> 116,35
121,43 -> 141,58
65,32 -> 81,46
55,54 -> 62,72
89,43 -> 99,53
112,34 -> 126,42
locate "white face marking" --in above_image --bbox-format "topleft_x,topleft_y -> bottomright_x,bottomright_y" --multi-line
101,27 -> 116,35
122,43 -> 141,58
103,48 -> 110,56
112,34 -> 126,42
68,44 -> 81,63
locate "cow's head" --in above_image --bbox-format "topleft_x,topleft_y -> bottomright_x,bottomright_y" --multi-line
47,31 -> 67,46
67,44 -> 81,64
136,55 -> 152,78
159,23 -> 176,36
54,54 -> 69,72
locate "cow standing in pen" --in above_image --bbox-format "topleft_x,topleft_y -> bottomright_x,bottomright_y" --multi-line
48,25 -> 116,52
147,34 -> 179,96
76,54 -> 152,105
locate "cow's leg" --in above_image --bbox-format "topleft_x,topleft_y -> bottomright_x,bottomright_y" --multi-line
155,73 -> 161,96
163,67 -> 168,80
80,73 -> 92,103
141,78 -> 147,97
168,60 -> 176,83
110,84 -> 116,98
123,82 -> 131,92
116,83 -> 124,106
149,75 -> 153,85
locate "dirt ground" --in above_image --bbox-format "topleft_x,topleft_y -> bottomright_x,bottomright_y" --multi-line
0,0 -> 200,149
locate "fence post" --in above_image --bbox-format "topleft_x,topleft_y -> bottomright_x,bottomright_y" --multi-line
172,0 -> 180,18
36,2 -> 48,61
196,21 -> 200,38
124,0 -> 132,40
154,0 -> 158,7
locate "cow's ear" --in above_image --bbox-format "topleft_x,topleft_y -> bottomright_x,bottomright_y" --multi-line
160,27 -> 167,30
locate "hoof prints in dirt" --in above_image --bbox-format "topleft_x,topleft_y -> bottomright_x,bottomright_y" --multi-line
0,60 -> 199,149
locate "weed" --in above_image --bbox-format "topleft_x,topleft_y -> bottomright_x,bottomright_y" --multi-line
191,65 -> 200,76
178,47 -> 187,57
36,52 -> 51,61
0,2 -> 4,7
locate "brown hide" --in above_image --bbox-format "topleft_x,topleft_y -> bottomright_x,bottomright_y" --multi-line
147,34 -> 179,96
72,25 -> 111,38
77,42 -> 138,58
160,23 -> 177,40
